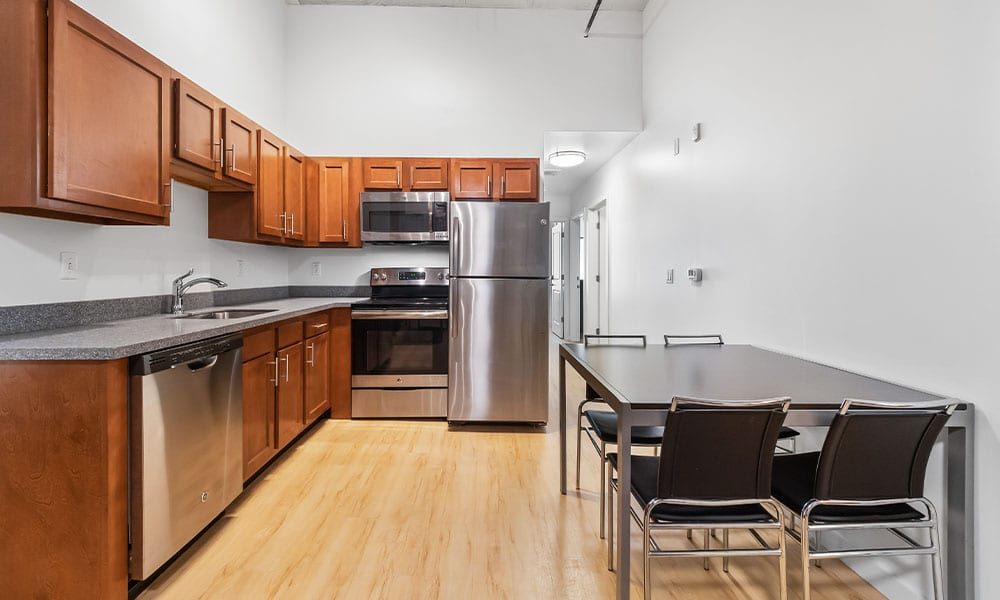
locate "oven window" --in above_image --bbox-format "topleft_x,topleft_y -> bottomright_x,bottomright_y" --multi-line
352,319 -> 448,375
362,202 -> 434,233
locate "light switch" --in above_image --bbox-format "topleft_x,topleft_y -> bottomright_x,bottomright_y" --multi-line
311,261 -> 322,277
59,251 -> 78,280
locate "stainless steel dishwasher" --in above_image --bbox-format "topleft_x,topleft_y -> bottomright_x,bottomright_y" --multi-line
129,334 -> 243,580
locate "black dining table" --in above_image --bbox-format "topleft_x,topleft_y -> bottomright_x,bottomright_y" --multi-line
557,342 -> 974,600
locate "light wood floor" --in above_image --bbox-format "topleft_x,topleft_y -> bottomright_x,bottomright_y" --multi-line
139,349 -> 886,599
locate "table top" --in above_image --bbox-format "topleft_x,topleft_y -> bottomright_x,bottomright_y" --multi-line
560,343 -> 963,411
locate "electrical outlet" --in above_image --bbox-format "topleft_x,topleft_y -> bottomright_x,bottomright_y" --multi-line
310,261 -> 322,277
665,268 -> 674,284
59,251 -> 78,280
236,259 -> 247,278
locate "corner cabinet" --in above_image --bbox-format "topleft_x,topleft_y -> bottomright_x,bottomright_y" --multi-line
0,0 -> 172,225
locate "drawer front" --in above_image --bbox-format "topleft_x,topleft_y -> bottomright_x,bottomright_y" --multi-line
351,388 -> 447,419
243,328 -> 275,362
276,320 -> 303,348
304,311 -> 330,337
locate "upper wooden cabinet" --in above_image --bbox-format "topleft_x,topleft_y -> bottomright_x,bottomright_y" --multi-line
283,148 -> 307,242
256,131 -> 285,240
494,160 -> 539,201
173,78 -> 220,174
307,157 -> 362,248
451,159 -> 495,199
222,108 -> 256,185
0,0 -> 171,225
408,158 -> 450,190
451,158 -> 539,201
362,158 -> 449,191
362,158 -> 404,190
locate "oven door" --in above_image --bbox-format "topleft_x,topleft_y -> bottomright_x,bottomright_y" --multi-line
351,311 -> 449,388
360,195 -> 449,243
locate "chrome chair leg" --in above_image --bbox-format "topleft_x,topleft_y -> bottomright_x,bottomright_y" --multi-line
926,500 -> 944,600
722,529 -> 730,573
800,518 -> 811,600
607,474 -> 614,571
643,508 -> 653,600
575,403 -> 585,489
703,529 -> 710,571
774,506 -> 788,600
599,442 -> 606,540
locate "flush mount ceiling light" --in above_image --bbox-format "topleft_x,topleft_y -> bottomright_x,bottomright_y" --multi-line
548,150 -> 587,168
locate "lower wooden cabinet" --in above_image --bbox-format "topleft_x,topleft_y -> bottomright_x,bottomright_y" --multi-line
276,341 -> 305,448
242,352 -> 277,480
304,331 -> 331,423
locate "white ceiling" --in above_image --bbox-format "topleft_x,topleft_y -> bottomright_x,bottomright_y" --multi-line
288,0 -> 649,11
542,131 -> 638,196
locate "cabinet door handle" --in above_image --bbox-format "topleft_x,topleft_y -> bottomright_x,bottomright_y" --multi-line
342,220 -> 347,241
487,175 -> 492,197
396,168 -> 401,188
228,144 -> 236,172
306,343 -> 315,367
501,175 -> 506,197
289,213 -> 295,237
280,212 -> 287,235
213,138 -> 223,167
270,358 -> 279,387
280,354 -> 290,382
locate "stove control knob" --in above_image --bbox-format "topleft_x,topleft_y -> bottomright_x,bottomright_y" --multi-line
381,273 -> 388,281
437,273 -> 445,280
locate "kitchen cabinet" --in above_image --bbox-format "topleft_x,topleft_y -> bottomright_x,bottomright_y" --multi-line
208,132 -> 306,246
304,331 -> 331,424
173,78 -> 220,175
276,341 -> 305,448
362,157 -> 449,191
329,308 -> 353,419
362,158 -> 404,190
450,159 -> 495,199
0,0 -> 171,225
222,108 -> 257,185
242,352 -> 278,480
493,160 -> 539,201
307,157 -> 363,247
450,158 -> 540,201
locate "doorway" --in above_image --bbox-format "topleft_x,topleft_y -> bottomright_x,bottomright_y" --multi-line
582,202 -> 609,336
550,221 -> 567,338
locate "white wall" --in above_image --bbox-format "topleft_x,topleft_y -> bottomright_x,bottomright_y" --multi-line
283,5 -> 643,285
573,0 -> 999,597
0,0 -> 291,305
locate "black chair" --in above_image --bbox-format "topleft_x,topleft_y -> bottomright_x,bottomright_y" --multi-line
664,334 -> 801,453
575,334 -> 664,541
771,398 -> 957,600
608,396 -> 791,600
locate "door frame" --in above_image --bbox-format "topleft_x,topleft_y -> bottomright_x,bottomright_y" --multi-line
550,220 -> 569,338
582,200 -> 609,336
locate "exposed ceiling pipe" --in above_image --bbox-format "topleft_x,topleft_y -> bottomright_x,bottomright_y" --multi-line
583,0 -> 603,38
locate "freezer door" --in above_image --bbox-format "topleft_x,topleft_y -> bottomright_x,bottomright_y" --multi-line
448,278 -> 549,423
450,202 -> 551,278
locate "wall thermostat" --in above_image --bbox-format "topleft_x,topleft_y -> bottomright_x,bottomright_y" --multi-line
687,268 -> 703,282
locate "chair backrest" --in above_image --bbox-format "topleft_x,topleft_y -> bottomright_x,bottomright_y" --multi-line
663,334 -> 723,346
656,396 -> 790,501
584,334 -> 647,346
814,399 -> 957,501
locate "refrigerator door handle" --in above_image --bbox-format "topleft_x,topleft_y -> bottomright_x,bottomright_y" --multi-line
451,216 -> 461,273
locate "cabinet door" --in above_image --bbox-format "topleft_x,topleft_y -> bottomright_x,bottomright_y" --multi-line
494,160 -> 538,201
48,0 -> 171,218
283,148 -> 306,242
256,130 -> 285,239
222,107 -> 256,185
317,159 -> 351,243
362,158 -> 403,190
243,353 -> 277,480
329,308 -> 352,419
173,78 -> 220,174
408,158 -> 449,190
276,342 -> 304,449
451,159 -> 494,199
304,332 -> 330,424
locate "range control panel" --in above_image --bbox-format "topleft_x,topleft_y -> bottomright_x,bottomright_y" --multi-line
369,267 -> 449,286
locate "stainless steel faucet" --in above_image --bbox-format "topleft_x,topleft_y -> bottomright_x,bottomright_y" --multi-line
171,269 -> 229,315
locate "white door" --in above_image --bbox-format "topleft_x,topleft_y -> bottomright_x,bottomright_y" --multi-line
583,205 -> 608,335
550,222 -> 565,337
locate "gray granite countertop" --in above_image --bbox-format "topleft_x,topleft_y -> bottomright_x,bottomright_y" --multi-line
0,297 -> 367,361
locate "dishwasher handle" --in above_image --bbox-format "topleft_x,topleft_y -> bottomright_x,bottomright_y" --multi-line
184,355 -> 219,372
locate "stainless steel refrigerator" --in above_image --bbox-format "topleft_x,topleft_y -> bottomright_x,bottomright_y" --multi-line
448,201 -> 551,424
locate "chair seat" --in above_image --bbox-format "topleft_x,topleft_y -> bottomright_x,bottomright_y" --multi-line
771,452 -> 926,523
778,426 -> 800,440
607,453 -> 777,524
584,410 -> 665,445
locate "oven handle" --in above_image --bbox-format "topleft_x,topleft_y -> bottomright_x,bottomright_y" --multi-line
351,310 -> 449,320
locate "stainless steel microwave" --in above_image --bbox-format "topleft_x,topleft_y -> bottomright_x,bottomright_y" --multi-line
360,191 -> 450,243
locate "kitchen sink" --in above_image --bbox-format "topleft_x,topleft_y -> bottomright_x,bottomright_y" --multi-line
174,309 -> 278,320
